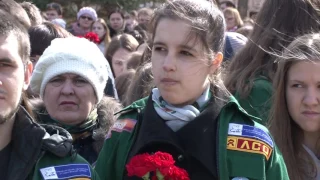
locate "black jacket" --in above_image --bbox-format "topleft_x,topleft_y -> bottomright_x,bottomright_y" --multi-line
124,95 -> 225,179
108,24 -> 131,38
6,106 -> 74,180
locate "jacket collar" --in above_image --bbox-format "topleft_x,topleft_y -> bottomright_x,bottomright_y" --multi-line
8,105 -> 46,180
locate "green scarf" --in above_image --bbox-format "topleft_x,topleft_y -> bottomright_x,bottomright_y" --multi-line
38,109 -> 98,134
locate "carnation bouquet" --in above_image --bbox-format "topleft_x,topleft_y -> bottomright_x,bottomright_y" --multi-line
77,32 -> 100,44
126,151 -> 190,180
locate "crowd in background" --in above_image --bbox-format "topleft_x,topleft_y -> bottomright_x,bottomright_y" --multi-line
2,0 -> 320,179
30,0 -> 252,103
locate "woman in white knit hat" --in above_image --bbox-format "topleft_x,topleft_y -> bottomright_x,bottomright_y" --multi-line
69,7 -> 97,36
30,37 -> 122,164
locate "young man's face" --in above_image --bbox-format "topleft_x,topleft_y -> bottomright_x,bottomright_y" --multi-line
46,9 -> 61,21
0,34 -> 32,123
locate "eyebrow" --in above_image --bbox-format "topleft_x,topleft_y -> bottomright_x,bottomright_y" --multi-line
0,58 -> 14,63
0,57 -> 17,64
288,80 -> 304,83
289,79 -> 320,84
153,41 -> 197,53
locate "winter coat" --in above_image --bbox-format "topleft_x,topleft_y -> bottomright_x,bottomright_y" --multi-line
233,76 -> 272,125
108,24 -> 131,38
31,96 -> 121,164
7,105 -> 99,180
68,22 -> 91,37
95,92 -> 289,180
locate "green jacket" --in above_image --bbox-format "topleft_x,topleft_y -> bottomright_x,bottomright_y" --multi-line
234,77 -> 272,125
32,152 -> 99,180
95,95 -> 288,180
8,106 -> 99,180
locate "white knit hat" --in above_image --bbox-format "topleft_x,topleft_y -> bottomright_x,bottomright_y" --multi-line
77,7 -> 97,21
30,37 -> 108,103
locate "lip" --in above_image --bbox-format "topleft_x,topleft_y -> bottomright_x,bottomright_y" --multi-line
302,111 -> 320,117
60,101 -> 77,105
161,78 -> 179,85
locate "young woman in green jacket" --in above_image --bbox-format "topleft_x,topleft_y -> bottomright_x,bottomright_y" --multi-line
269,33 -> 320,180
95,0 -> 289,179
225,0 -> 320,125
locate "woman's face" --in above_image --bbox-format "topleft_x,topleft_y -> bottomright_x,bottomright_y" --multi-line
112,48 -> 132,77
224,13 -> 236,30
92,22 -> 106,39
286,61 -> 320,134
125,16 -> 137,31
110,13 -> 124,31
78,13 -> 94,29
151,19 -> 222,106
43,73 -> 97,125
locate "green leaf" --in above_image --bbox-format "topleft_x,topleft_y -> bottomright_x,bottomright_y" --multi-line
142,172 -> 151,180
156,169 -> 165,180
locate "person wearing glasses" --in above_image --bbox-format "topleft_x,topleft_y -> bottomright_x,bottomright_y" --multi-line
69,7 -> 97,36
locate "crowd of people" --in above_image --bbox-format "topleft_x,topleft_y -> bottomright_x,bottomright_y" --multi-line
1,0 -> 320,179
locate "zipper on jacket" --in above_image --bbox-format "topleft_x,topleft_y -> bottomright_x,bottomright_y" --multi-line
216,117 -> 220,179
21,150 -> 45,180
31,150 -> 46,179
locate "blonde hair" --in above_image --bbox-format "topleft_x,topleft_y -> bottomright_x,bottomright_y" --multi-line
223,7 -> 243,28
138,8 -> 153,18
93,18 -> 111,53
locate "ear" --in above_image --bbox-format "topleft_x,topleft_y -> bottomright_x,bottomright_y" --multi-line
23,60 -> 33,90
209,52 -> 223,74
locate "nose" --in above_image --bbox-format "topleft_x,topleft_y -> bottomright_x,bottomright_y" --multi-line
162,52 -> 176,72
60,80 -> 74,95
303,87 -> 320,107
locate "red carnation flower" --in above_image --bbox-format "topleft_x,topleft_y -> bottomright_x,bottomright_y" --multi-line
126,153 -> 156,177
126,151 -> 190,180
152,151 -> 175,169
164,166 -> 190,180
83,32 -> 100,44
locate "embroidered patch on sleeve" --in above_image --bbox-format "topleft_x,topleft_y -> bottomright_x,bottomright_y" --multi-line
40,164 -> 91,180
105,118 -> 137,139
228,123 -> 274,148
227,136 -> 273,160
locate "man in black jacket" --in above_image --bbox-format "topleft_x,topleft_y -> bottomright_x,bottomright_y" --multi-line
0,7 -> 98,180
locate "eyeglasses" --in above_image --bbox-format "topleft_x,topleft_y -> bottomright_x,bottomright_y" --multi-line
80,16 -> 93,21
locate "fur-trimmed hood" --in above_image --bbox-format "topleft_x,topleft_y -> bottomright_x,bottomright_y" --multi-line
30,96 -> 122,154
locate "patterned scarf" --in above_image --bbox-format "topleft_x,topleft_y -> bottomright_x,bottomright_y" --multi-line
152,86 -> 211,132
39,109 -> 98,134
